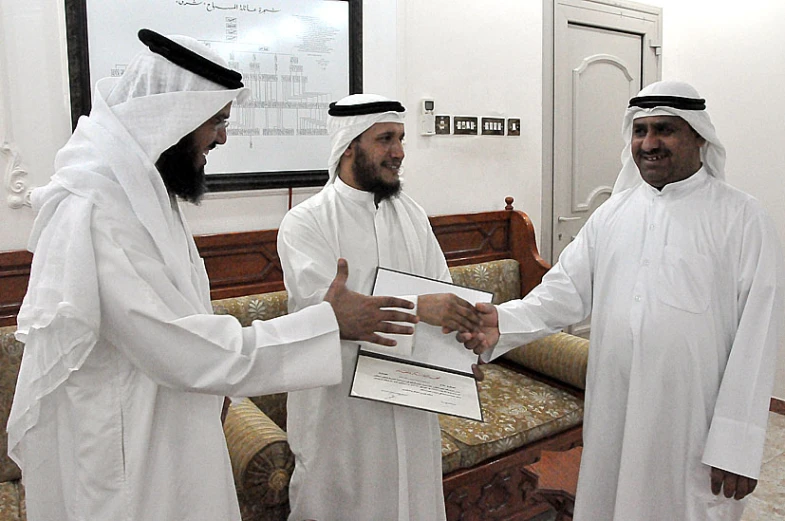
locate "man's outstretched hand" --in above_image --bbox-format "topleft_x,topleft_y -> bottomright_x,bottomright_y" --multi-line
418,293 -> 482,333
324,258 -> 418,347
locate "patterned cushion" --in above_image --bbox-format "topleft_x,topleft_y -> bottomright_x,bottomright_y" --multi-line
249,393 -> 288,430
440,435 -> 462,475
223,398 -> 293,506
0,480 -> 24,521
0,327 -> 23,483
449,259 -> 522,304
502,332 -> 589,390
439,364 -> 583,473
212,291 -> 289,327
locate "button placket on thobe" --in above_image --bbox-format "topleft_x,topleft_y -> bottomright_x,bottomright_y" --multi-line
373,204 -> 411,521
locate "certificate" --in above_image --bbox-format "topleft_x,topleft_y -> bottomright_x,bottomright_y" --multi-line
349,268 -> 493,421
351,351 -> 483,421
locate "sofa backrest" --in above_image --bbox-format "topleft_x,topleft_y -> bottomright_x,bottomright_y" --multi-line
0,259 -> 525,475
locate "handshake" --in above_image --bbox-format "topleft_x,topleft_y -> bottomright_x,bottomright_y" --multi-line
323,259 -> 501,378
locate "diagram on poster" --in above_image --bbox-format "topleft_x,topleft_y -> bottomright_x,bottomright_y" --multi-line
86,0 -> 350,176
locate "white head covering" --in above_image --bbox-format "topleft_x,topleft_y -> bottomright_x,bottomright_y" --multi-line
8,31 -> 249,465
325,93 -> 406,185
613,80 -> 726,194
103,30 -> 250,163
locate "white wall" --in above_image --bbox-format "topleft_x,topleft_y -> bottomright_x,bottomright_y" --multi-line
646,0 -> 785,401
391,1 -> 544,227
184,0 -> 545,234
0,0 -> 72,251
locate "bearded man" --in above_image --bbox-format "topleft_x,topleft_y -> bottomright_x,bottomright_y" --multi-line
462,80 -> 784,521
277,94 -> 481,521
7,32 -> 419,521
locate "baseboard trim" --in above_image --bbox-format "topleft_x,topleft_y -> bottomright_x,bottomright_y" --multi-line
771,397 -> 785,416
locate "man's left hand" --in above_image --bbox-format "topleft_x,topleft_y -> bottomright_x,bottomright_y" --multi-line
710,467 -> 757,500
418,293 -> 481,333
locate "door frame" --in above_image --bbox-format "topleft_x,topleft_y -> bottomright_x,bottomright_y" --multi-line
541,0 -> 662,263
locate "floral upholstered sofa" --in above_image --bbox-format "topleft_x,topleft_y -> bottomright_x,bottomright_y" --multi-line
214,259 -> 589,521
0,203 -> 589,521
0,260 -> 588,521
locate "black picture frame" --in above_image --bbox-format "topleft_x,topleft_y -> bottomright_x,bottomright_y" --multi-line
64,0 -> 363,192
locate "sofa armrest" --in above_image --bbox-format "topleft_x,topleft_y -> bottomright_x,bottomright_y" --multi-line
501,332 -> 589,390
223,397 -> 294,507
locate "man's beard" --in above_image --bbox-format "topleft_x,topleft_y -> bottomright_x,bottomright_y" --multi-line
352,145 -> 402,203
155,132 -> 208,204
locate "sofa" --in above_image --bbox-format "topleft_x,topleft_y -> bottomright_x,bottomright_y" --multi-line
0,201 -> 589,521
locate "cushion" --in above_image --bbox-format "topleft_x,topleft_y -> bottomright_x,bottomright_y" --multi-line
249,393 -> 287,430
440,435 -> 462,475
439,364 -> 583,473
223,398 -> 293,505
502,332 -> 589,390
0,480 -> 24,521
212,291 -> 289,327
0,327 -> 23,483
449,259 -> 522,304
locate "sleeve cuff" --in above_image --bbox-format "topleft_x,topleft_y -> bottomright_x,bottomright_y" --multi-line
702,415 -> 767,479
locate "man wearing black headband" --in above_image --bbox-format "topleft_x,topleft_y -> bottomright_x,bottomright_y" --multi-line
8,31 -> 418,521
462,81 -> 783,521
278,93 -> 481,521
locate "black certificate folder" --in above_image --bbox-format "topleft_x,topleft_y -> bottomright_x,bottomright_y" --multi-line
348,267 -> 492,421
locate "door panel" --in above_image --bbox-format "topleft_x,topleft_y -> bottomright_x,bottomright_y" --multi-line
552,0 -> 661,336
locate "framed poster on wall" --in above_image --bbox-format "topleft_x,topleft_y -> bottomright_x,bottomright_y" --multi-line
64,0 -> 363,191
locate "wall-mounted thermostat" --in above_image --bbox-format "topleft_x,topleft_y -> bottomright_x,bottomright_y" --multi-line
420,98 -> 435,136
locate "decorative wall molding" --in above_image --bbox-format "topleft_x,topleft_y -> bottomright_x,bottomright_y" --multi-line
2,141 -> 32,209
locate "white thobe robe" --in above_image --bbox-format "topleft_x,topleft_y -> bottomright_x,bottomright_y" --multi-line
486,170 -> 783,521
8,81 -> 342,521
278,178 -> 450,521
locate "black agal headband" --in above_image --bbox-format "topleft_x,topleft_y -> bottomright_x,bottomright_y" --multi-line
328,100 -> 406,116
628,95 -> 706,111
138,29 -> 244,89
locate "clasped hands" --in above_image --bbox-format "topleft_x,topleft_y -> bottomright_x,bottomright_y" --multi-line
323,259 -> 500,379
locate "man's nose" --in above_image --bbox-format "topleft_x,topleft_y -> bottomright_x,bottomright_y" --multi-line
641,131 -> 659,150
390,139 -> 404,159
215,126 -> 228,145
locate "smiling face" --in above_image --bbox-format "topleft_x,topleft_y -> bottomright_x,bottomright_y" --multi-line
631,115 -> 706,189
339,122 -> 405,202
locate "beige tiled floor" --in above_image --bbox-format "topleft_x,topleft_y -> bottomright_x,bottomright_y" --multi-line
531,412 -> 785,521
741,411 -> 785,520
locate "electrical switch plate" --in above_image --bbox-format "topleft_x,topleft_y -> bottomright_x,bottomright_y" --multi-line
507,118 -> 521,136
481,117 -> 505,136
453,116 -> 478,135
435,115 -> 451,134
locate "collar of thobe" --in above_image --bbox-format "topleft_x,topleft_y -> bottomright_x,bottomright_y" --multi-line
333,176 -> 383,211
641,166 -> 710,200
331,176 -> 426,270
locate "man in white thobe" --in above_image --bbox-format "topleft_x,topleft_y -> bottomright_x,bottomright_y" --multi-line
7,31 -> 418,521
462,80 -> 783,521
278,94 -> 481,521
